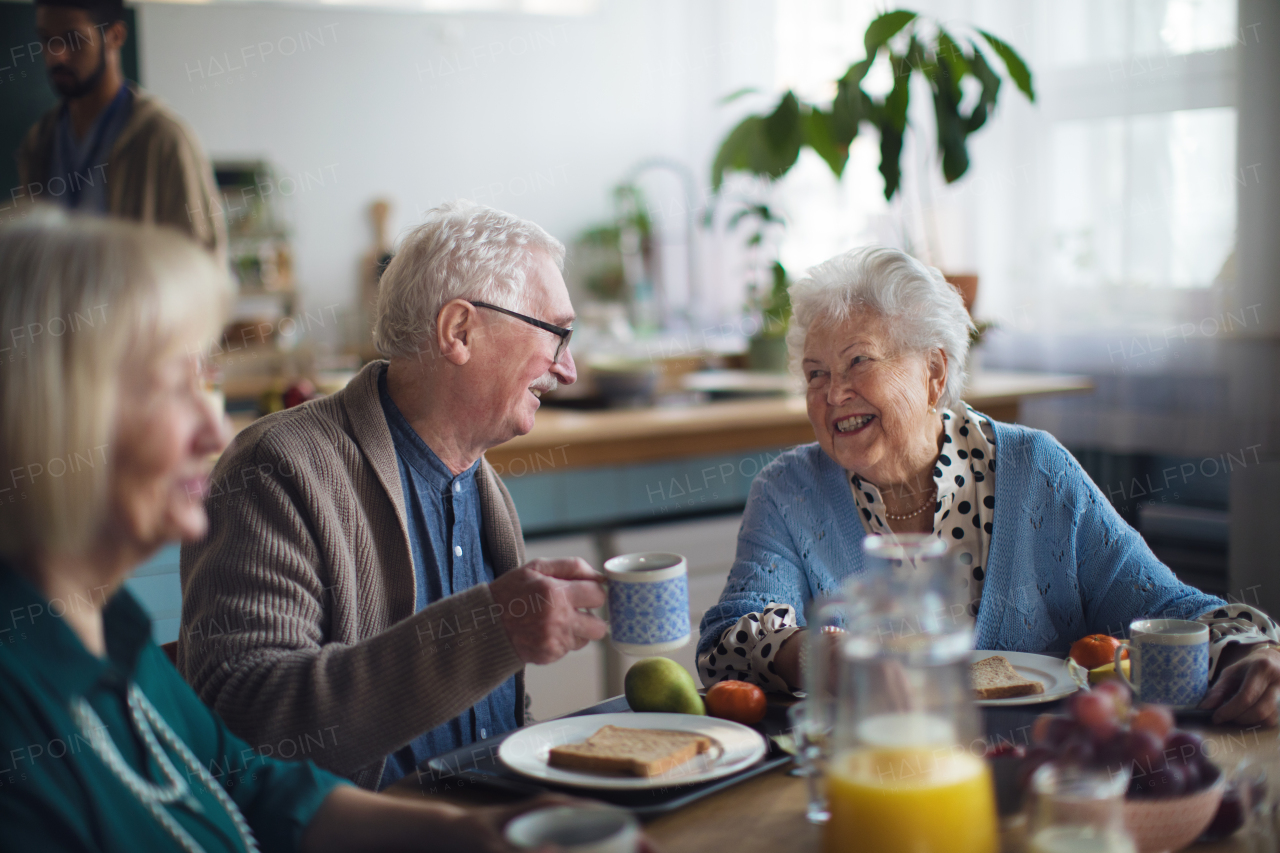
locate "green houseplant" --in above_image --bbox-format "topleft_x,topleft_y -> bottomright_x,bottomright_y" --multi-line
713,10 -> 1033,366
711,9 -> 1035,198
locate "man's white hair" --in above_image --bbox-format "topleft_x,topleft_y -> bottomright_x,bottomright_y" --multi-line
785,246 -> 974,409
374,199 -> 565,359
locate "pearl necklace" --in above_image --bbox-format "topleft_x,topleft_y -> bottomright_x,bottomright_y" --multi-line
71,684 -> 260,853
883,488 -> 937,520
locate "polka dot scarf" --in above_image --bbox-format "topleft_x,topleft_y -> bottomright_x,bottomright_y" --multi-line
1202,604 -> 1280,679
850,404 -> 997,620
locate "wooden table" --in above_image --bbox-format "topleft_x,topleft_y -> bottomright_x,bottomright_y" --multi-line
642,727 -> 1278,853
388,697 -> 1278,853
484,371 -> 1092,472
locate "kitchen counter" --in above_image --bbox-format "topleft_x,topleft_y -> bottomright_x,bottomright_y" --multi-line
484,370 -> 1093,473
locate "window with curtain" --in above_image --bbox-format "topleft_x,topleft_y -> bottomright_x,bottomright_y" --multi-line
767,0 -> 1244,456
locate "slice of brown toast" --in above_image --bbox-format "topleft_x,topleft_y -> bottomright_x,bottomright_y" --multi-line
971,655 -> 1045,700
547,725 -> 716,777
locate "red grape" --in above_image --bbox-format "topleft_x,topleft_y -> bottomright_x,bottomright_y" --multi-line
1180,756 -> 1203,792
1093,679 -> 1132,715
1123,730 -> 1166,773
1132,705 -> 1174,740
1164,731 -> 1205,768
1137,762 -> 1186,798
1032,715 -> 1077,748
1072,691 -> 1119,738
1060,731 -> 1097,767
1095,731 -> 1129,774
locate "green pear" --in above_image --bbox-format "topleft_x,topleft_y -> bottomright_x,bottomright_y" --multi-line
624,657 -> 706,715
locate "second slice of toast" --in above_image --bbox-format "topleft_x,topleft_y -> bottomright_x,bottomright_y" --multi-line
971,655 -> 1046,700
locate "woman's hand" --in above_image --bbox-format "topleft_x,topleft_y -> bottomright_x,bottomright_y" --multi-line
774,631 -> 805,692
1199,645 -> 1280,727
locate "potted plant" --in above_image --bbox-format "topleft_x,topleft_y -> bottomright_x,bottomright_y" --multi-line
711,9 -> 1034,343
712,9 -> 1034,198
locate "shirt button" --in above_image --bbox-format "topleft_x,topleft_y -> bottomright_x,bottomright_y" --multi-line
480,728 -> 487,739
453,482 -> 461,493
454,545 -> 462,557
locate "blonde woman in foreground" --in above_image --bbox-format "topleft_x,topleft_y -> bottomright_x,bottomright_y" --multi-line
0,212 -> 624,853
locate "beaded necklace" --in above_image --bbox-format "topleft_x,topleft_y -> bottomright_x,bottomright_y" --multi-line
71,684 -> 260,853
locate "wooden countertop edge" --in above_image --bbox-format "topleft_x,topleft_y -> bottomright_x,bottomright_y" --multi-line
229,373 -> 1094,472
494,374 -> 1095,454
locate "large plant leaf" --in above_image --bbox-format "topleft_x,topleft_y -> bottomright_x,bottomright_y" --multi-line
933,27 -> 969,103
930,57 -> 970,183
864,9 -> 918,58
763,91 -> 804,156
877,117 -> 905,200
710,93 -> 804,189
803,108 -> 850,178
883,41 -> 916,133
977,28 -> 1035,102
832,58 -> 873,143
963,40 -> 1002,134
711,116 -> 759,190
874,37 -> 920,200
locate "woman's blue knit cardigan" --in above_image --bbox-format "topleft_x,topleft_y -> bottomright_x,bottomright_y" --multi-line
697,416 -> 1224,658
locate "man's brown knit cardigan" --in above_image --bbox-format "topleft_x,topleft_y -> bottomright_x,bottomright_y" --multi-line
178,361 -> 527,789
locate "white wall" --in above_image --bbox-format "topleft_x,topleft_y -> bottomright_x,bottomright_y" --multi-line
135,0 -> 773,320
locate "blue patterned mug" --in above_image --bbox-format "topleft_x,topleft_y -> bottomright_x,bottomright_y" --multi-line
1115,619 -> 1210,707
603,552 -> 690,655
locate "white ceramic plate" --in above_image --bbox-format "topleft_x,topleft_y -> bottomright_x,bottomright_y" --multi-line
498,712 -> 768,790
972,650 -> 1081,706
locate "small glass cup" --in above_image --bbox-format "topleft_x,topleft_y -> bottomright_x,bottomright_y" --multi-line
1028,762 -> 1136,853
1200,755 -> 1270,845
786,700 -> 831,824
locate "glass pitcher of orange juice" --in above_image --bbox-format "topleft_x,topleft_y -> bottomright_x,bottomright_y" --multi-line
824,534 -> 997,853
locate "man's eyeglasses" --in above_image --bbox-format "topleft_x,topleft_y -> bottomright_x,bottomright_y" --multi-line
470,301 -> 573,364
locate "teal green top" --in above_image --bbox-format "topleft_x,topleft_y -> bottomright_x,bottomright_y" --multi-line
0,562 -> 351,852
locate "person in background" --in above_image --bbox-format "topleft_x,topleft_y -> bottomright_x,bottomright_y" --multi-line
179,200 -> 607,790
15,0 -> 225,254
0,211 -> 585,852
698,246 -> 1280,728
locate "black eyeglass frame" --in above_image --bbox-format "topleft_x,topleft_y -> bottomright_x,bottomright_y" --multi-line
469,301 -> 573,363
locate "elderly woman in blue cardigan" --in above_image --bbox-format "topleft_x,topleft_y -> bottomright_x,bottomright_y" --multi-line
698,246 -> 1280,727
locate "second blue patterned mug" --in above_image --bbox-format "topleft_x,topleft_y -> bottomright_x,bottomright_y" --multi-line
603,552 -> 690,655
1115,618 -> 1210,707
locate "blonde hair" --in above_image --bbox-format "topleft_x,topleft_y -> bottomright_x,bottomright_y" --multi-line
374,199 -> 564,359
0,210 -> 232,558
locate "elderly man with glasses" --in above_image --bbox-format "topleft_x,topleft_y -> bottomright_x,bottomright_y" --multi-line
178,200 -> 605,790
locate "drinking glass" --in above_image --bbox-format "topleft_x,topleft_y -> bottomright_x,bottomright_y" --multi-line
794,591 -> 850,825
787,701 -> 831,824
1201,755 -> 1271,848
824,534 -> 998,853
1027,762 -> 1136,853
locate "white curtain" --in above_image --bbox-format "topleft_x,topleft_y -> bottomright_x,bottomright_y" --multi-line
767,0 -> 1263,457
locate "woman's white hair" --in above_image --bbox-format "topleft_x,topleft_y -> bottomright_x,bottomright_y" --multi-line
786,246 -> 974,409
0,209 -> 231,559
374,199 -> 566,359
